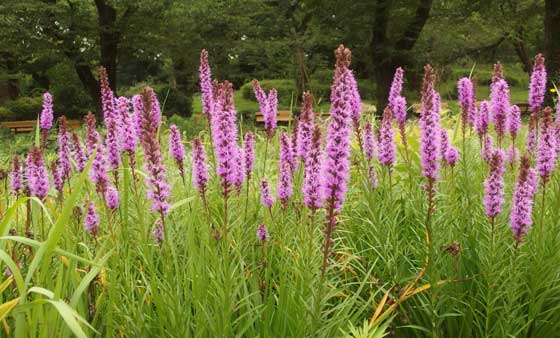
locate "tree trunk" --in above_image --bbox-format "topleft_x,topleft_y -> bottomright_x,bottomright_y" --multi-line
545,0 -> 560,106
95,0 -> 119,93
371,0 -> 433,113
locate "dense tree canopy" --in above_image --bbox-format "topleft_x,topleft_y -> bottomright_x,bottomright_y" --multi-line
0,0 -> 552,120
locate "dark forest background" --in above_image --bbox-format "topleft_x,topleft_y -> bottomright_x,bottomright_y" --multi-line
0,0 -> 558,121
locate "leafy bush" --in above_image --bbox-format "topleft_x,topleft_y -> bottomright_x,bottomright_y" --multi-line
2,96 -> 43,121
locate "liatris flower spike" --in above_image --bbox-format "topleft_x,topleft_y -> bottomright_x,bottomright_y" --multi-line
191,136 -> 210,196
99,66 -> 116,125
490,78 -> 510,144
419,65 -> 441,184
85,112 -> 99,156
253,80 -> 278,139
243,132 -> 255,180
529,54 -> 547,113
51,161 -> 64,193
84,201 -> 100,237
475,101 -> 490,137
169,124 -> 186,181
377,107 -> 396,167
296,91 -> 314,160
10,156 -> 23,195
200,49 -> 214,115
363,121 -> 376,162
277,161 -> 293,207
152,219 -> 164,244
510,156 -> 538,245
26,147 -> 49,200
483,148 -> 506,218
256,223 -> 270,242
508,104 -> 521,142
536,107 -> 557,183
140,87 -> 171,219
57,116 -> 72,181
260,179 -> 274,210
321,44 -> 354,273
211,81 -> 240,195
90,142 -> 110,194
71,133 -> 87,172
105,186 -> 120,210
458,77 -> 475,129
40,92 -> 53,147
303,125 -> 324,212
388,67 -> 404,112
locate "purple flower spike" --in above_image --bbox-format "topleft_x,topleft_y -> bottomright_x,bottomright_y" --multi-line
199,50 -> 214,115
84,112 -> 99,157
529,54 -> 547,113
256,223 -> 270,242
191,136 -> 210,194
536,107 -> 557,183
211,81 -> 240,195
388,68 -> 404,111
152,220 -> 164,244
40,92 -> 54,130
169,125 -> 186,176
57,117 -> 72,180
392,96 -> 407,126
90,142 -> 109,193
507,146 -> 519,165
419,65 -> 441,184
279,133 -> 296,172
446,147 -> 459,167
490,78 -> 510,142
297,92 -> 315,159
481,134 -> 494,162
71,133 -> 87,172
510,156 -> 538,244
253,80 -> 278,139
51,161 -> 64,193
458,77 -> 475,127
303,125 -> 324,212
26,147 -> 49,200
242,132 -> 255,180
483,148 -> 506,218
377,107 -> 396,167
10,156 -> 23,195
475,101 -> 490,137
260,179 -> 274,209
508,104 -> 521,141
277,161 -> 292,207
348,69 -> 362,122
363,121 -> 376,162
84,201 -> 100,237
105,186 -> 120,210
99,66 -> 116,125
140,87 -> 171,218
323,45 -> 353,212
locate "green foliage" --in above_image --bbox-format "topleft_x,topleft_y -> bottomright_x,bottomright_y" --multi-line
1,96 -> 42,121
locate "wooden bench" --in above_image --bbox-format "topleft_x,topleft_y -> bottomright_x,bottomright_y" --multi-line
0,119 -> 81,133
256,110 -> 292,123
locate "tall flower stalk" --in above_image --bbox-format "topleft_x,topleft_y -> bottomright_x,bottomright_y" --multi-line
242,131 -> 255,219
253,80 -> 278,174
490,78 -> 510,147
169,125 -> 186,184
418,65 -> 441,278
10,156 -> 23,196
321,45 -> 353,275
139,87 -> 171,230
510,156 -> 538,246
303,125 -> 324,214
210,81 -> 240,240
484,148 -> 506,233
84,112 -> 99,156
192,136 -> 210,212
296,91 -> 314,160
25,147 -> 49,201
377,107 -> 396,185
40,92 -> 54,149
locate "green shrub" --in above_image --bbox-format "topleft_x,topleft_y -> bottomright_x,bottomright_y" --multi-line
3,96 -> 43,121
241,78 -> 375,107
